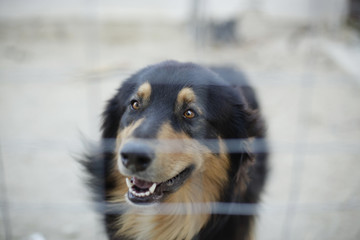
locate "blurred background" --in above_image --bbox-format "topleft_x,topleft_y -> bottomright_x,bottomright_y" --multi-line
1,0 -> 360,239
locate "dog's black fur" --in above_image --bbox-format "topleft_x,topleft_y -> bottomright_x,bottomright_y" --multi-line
83,61 -> 267,240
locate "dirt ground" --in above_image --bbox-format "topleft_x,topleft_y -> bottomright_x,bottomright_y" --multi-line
1,17 -> 360,240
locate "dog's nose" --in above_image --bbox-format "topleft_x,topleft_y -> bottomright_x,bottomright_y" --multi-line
120,142 -> 154,172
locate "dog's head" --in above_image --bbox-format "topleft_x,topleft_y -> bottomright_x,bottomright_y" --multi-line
102,61 -> 260,206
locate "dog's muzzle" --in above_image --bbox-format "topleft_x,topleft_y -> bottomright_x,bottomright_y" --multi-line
119,141 -> 195,205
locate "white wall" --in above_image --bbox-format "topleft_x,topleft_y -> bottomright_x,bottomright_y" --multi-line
0,0 -> 191,21
0,0 -> 349,25
260,0 -> 348,25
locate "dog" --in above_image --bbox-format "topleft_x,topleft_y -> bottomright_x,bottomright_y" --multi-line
83,60 -> 267,240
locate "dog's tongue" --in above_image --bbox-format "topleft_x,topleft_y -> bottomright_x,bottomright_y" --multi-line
132,177 -> 154,190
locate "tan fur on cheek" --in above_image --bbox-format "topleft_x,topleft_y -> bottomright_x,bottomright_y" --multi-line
107,169 -> 127,203
151,122 -> 204,180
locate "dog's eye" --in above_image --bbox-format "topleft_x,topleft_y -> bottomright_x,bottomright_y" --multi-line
183,109 -> 196,119
131,100 -> 140,110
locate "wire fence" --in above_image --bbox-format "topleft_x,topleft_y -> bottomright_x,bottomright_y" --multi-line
1,1 -> 360,240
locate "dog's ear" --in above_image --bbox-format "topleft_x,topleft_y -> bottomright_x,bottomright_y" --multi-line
230,103 -> 265,139
101,80 -> 136,139
243,108 -> 266,138
231,106 -> 266,197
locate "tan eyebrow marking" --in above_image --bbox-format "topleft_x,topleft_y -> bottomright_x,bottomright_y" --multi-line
177,87 -> 196,105
137,82 -> 151,102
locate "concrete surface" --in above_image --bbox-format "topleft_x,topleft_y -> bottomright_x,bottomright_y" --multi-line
1,16 -> 360,240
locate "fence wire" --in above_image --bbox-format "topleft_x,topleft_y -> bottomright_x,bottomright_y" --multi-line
1,138 -> 360,154
3,200 -> 360,216
1,1 -> 360,240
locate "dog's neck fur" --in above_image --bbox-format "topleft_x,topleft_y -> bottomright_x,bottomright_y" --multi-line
117,195 -> 211,240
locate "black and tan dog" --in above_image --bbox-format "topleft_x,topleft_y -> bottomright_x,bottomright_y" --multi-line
84,60 -> 267,240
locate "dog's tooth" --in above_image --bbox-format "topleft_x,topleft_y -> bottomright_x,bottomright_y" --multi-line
126,178 -> 133,189
145,191 -> 150,196
149,183 -> 157,194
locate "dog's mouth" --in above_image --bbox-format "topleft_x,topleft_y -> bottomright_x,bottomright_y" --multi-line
125,166 -> 194,205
